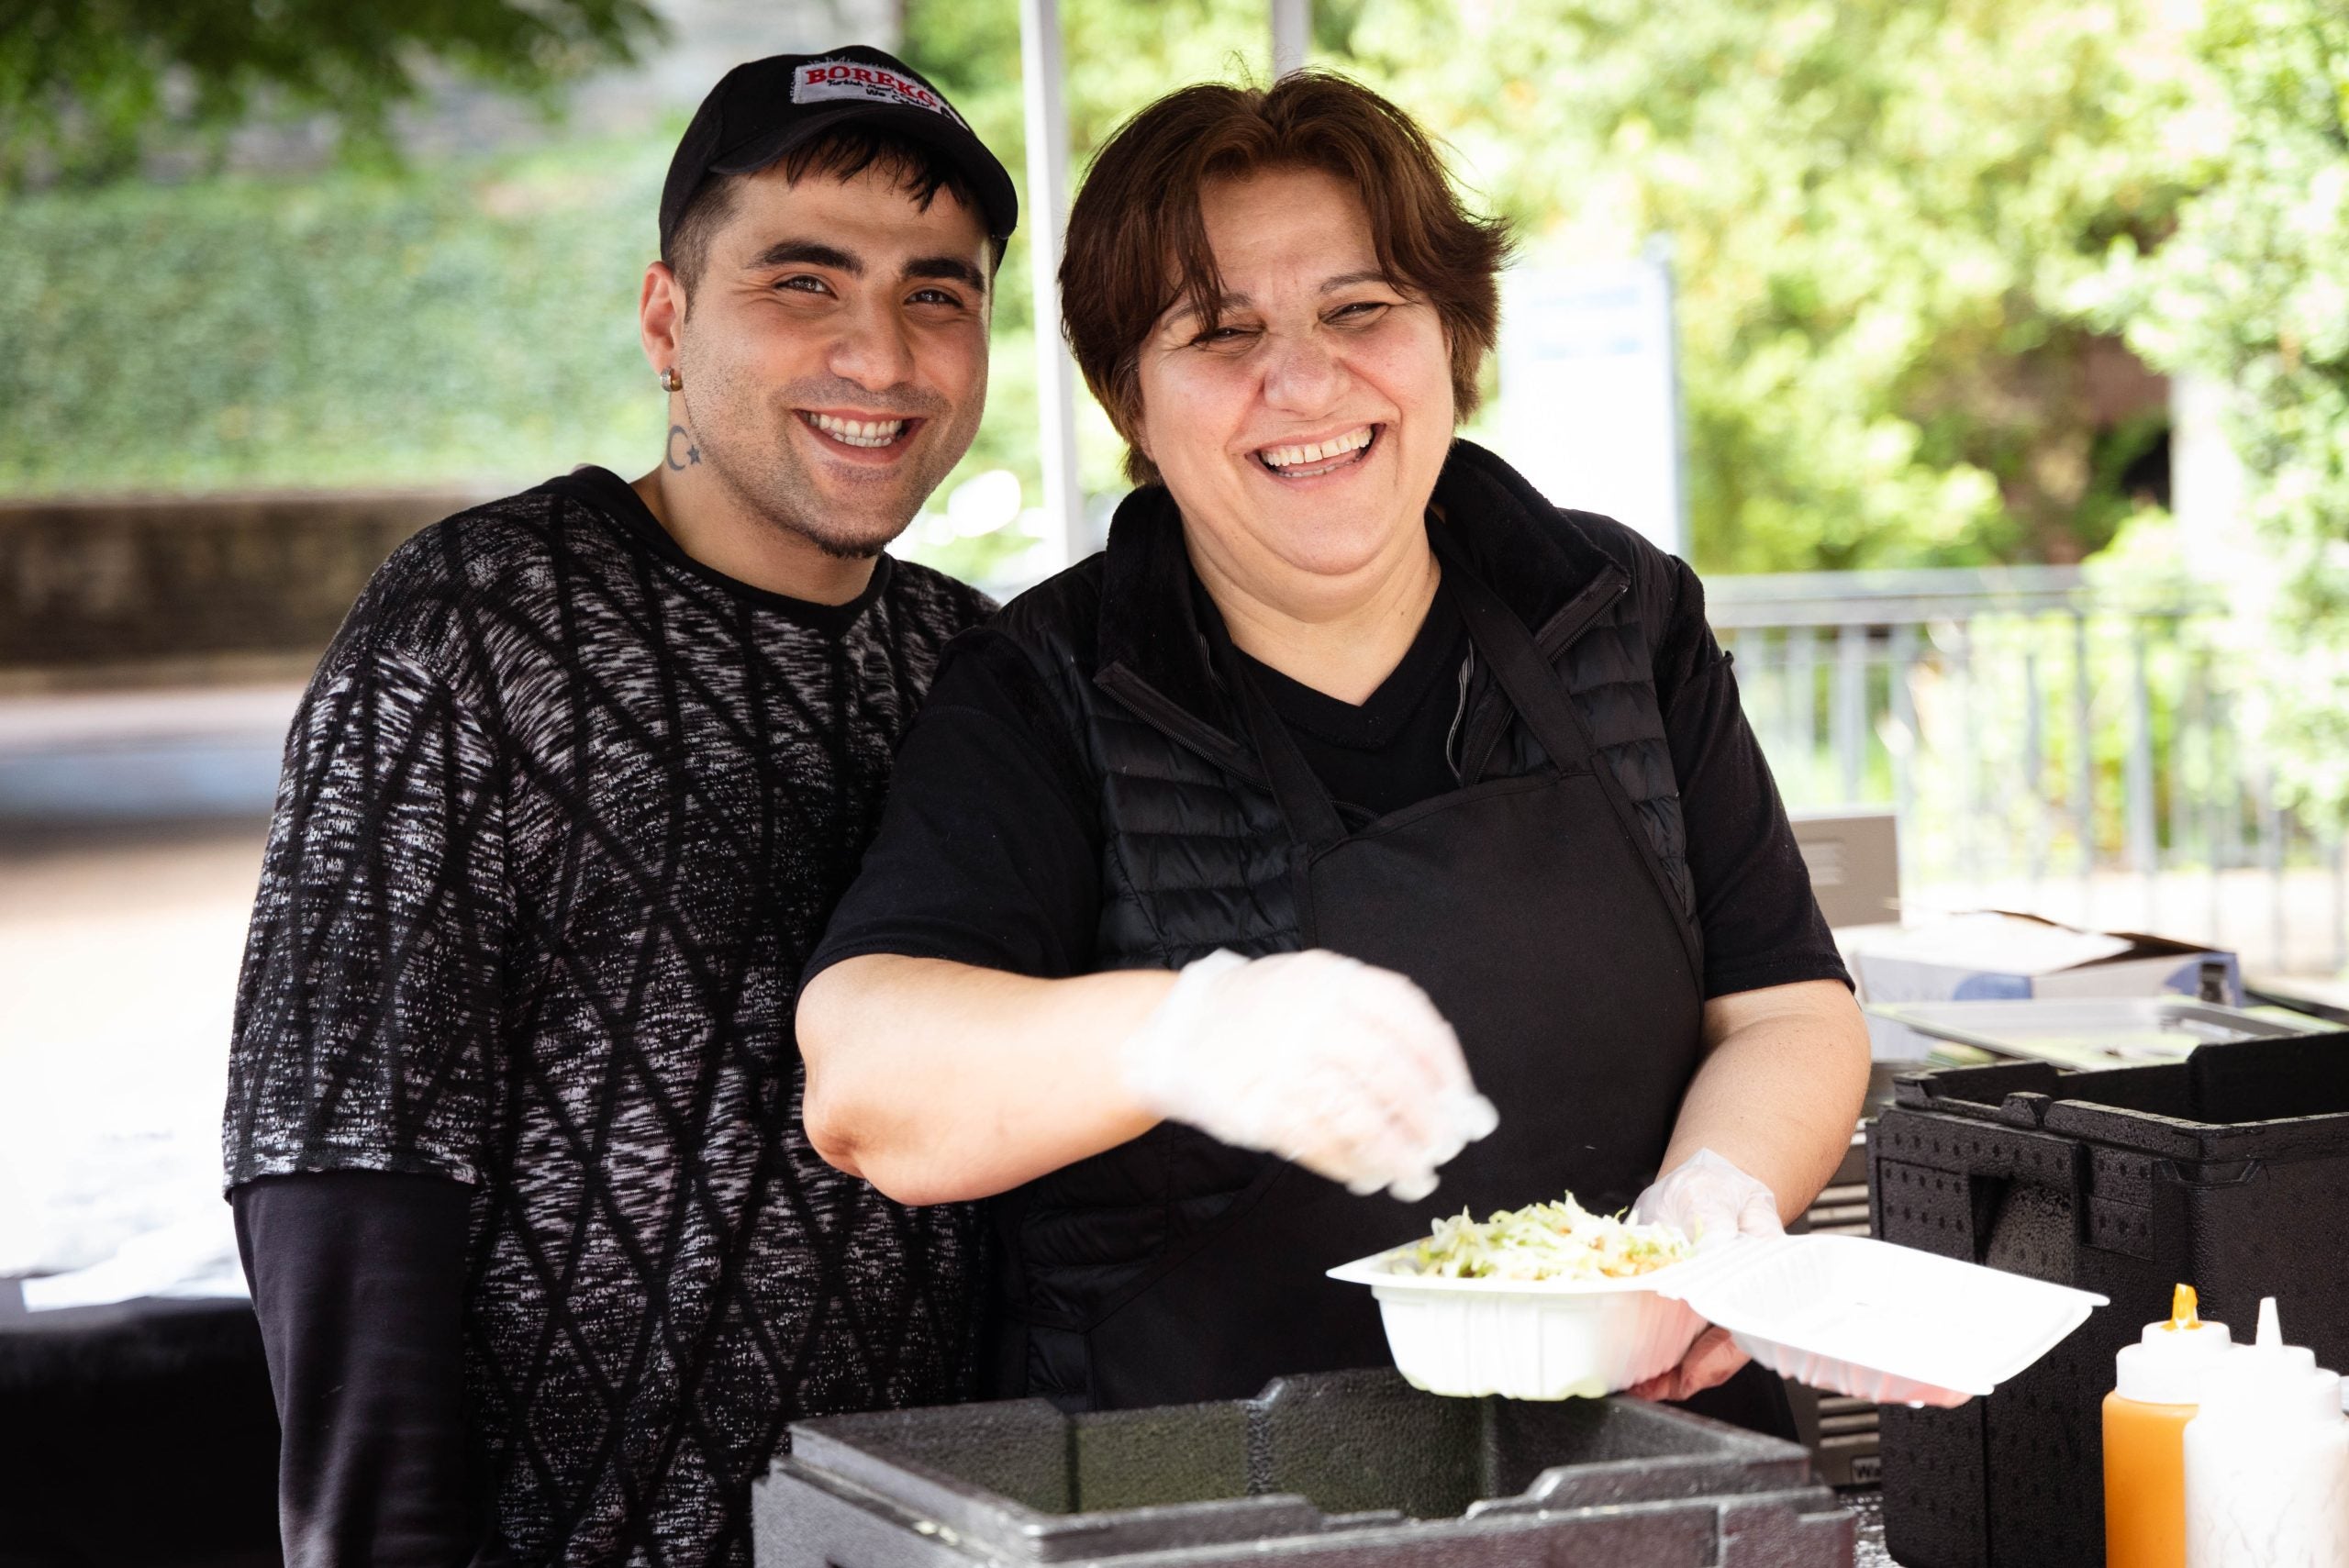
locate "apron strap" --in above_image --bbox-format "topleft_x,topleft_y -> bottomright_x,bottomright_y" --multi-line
1210,611 -> 1352,849
1426,527 -> 1606,781
1434,528 -> 1704,973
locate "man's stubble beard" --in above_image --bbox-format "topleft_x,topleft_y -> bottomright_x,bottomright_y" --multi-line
682,349 -> 982,562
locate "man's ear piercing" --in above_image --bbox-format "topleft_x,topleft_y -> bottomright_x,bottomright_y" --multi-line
659,368 -> 684,393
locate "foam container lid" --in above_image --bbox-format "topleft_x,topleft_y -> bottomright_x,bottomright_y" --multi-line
1669,1233 -> 2108,1403
1333,1231 -> 2107,1407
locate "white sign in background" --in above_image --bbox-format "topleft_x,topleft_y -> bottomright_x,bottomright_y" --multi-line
1496,252 -> 1687,559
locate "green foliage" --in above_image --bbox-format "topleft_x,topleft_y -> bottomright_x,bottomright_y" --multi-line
0,136 -> 669,495
2080,0 -> 2349,823
0,0 -> 662,189
0,120 -> 1074,584
1330,0 -> 2194,572
900,0 -> 2193,573
0,0 -> 2251,592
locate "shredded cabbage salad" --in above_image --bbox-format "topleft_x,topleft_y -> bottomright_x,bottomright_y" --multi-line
1391,1194 -> 1693,1282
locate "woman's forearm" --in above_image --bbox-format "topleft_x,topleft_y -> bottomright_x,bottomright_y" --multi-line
1660,978 -> 1872,1223
797,954 -> 1176,1206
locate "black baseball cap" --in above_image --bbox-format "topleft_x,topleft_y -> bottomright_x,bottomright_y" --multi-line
659,45 -> 1018,256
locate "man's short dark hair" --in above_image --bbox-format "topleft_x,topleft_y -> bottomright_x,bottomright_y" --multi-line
662,127 -> 1007,295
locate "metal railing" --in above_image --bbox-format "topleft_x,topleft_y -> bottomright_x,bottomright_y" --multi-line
1708,566 -> 2347,976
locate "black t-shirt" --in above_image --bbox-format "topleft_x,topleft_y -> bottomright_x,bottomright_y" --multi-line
807,565 -> 1847,1001
1237,584 -> 1469,823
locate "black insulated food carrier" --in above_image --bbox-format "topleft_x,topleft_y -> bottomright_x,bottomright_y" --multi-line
753,1366 -> 1855,1566
1868,1031 -> 2349,1568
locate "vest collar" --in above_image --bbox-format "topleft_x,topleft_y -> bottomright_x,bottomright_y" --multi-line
1092,439 -> 1628,769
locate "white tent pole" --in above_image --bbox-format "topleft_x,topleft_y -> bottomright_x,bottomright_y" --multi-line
1019,0 -> 1084,573
1272,0 -> 1309,77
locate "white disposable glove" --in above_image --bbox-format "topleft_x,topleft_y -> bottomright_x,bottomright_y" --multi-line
1626,1150 -> 1782,1403
1119,949 -> 1498,1202
1631,1149 -> 1784,1251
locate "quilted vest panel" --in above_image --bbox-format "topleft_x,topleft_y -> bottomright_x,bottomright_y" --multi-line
980,456 -> 1699,1373
1005,580 -> 1691,977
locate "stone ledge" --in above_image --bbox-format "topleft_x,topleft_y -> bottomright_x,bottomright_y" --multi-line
2,490 -> 486,676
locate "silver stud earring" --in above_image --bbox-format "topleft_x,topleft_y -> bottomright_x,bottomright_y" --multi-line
659,367 -> 683,392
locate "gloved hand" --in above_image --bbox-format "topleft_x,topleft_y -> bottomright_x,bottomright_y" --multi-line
1627,1150 -> 1783,1402
1630,1148 -> 1783,1251
1119,949 -> 1498,1201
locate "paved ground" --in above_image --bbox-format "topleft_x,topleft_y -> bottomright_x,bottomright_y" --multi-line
0,682 -> 299,823
0,819 -> 269,1279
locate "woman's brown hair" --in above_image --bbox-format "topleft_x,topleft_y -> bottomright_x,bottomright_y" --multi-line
1061,72 -> 1513,486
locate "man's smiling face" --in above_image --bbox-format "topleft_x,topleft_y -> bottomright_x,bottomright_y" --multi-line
670,161 -> 992,559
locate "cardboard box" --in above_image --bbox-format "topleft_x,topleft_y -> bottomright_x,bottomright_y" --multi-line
1790,808 -> 1901,929
1847,911 -> 2239,1060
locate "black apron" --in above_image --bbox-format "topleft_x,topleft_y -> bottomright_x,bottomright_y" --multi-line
1059,532 -> 1717,1412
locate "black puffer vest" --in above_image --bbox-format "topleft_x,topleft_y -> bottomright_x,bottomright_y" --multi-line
966,439 -> 1702,1396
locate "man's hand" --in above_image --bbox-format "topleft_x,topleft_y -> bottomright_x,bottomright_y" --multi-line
1119,949 -> 1497,1200
1626,1149 -> 1783,1401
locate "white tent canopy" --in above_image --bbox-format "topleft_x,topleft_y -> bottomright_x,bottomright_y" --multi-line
1018,0 -> 1311,572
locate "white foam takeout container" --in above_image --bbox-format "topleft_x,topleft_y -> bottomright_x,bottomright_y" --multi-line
1327,1231 -> 2107,1407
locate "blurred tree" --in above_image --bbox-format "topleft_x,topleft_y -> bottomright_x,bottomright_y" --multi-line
906,0 -> 2192,573
0,0 -> 2209,587
0,136 -> 667,495
1338,0 -> 2195,571
0,0 -> 662,190
2080,0 -> 2349,822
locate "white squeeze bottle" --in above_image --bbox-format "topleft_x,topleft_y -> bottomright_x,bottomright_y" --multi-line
2182,1297 -> 2349,1568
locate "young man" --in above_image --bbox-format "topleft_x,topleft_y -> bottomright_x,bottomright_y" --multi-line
221,47 -> 1015,1568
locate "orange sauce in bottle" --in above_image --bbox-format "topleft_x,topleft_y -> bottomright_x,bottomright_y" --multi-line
2104,1285 -> 2232,1568
2106,1390 -> 2199,1568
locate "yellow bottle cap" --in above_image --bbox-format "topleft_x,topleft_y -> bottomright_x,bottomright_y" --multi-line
2116,1284 -> 2232,1404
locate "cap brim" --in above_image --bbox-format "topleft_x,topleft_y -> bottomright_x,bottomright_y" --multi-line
708,102 -> 1018,241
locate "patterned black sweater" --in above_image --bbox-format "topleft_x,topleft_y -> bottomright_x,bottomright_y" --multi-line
223,466 -> 993,1567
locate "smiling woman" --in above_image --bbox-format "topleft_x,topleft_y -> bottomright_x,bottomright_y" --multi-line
1062,77 -> 1508,487
795,71 -> 1870,1427
1046,77 -> 1509,698
1122,163 -> 1461,698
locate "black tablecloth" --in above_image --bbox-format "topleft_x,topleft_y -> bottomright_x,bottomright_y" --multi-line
0,1280 -> 280,1568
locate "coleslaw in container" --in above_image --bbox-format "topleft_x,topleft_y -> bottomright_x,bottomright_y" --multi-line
1330,1194 -> 2107,1406
1397,1196 -> 1696,1284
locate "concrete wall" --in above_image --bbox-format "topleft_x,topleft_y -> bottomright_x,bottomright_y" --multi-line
0,491 -> 477,679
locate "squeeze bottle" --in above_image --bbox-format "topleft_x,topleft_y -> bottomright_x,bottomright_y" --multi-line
2182,1297 -> 2349,1568
2106,1284 -> 2232,1568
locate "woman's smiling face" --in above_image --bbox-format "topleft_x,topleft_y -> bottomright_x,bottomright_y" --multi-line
1131,165 -> 1455,597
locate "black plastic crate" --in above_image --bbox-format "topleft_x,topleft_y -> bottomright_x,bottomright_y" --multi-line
1866,1031 -> 2349,1568
1786,1122 -> 1884,1487
753,1367 -> 1855,1566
